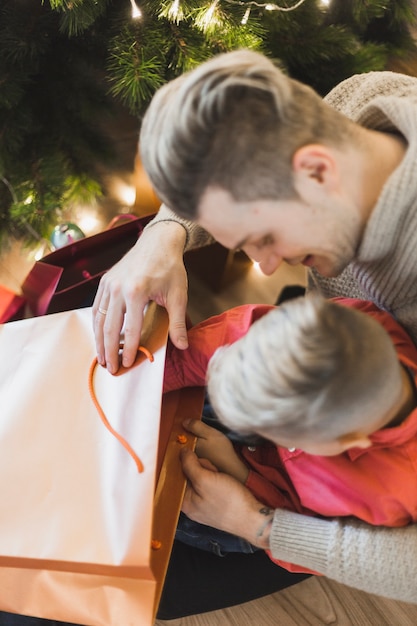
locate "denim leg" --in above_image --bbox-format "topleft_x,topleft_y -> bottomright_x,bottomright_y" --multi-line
176,512 -> 260,556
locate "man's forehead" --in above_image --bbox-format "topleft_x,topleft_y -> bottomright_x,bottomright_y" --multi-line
197,189 -> 245,239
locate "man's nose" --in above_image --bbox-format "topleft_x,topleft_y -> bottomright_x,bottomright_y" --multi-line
252,251 -> 283,276
259,254 -> 282,275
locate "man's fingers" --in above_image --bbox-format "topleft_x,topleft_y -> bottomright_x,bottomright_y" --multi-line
120,306 -> 145,369
169,321 -> 189,350
92,281 -> 108,366
166,285 -> 189,350
101,307 -> 127,374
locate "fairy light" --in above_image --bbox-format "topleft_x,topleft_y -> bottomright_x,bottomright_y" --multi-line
241,6 -> 251,23
33,242 -> 50,261
76,212 -> 101,235
110,179 -> 136,207
130,0 -> 142,19
226,0 -> 309,12
168,0 -> 181,20
202,0 -> 220,28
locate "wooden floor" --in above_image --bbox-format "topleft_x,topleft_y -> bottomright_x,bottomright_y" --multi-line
155,576 -> 417,626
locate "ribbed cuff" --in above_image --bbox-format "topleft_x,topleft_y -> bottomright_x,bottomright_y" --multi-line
146,205 -> 214,252
270,509 -> 334,575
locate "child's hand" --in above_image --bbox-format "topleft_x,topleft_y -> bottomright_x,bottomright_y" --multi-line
183,419 -> 249,483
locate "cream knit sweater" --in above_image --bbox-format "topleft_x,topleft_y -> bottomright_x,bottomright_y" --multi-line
148,71 -> 417,602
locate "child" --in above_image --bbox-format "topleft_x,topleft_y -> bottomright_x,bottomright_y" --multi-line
163,294 -> 417,572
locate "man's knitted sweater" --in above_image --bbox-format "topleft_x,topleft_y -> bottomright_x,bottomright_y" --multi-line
148,71 -> 417,602
310,70 -> 417,346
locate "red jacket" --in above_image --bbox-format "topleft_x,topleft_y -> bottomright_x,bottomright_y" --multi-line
164,299 -> 417,570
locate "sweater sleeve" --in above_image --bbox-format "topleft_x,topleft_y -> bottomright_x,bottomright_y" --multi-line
145,203 -> 215,251
270,509 -> 417,603
324,70 -> 417,125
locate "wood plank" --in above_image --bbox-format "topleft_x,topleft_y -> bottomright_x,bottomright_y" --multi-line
155,576 -> 417,625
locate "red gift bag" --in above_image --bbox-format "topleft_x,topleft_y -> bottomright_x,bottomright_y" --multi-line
0,284 -> 26,323
21,213 -> 155,317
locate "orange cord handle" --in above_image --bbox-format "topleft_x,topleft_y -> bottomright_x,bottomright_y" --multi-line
88,345 -> 154,473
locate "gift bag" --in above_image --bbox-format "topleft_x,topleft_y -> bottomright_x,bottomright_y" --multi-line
0,302 -> 203,625
0,284 -> 26,323
21,213 -> 155,317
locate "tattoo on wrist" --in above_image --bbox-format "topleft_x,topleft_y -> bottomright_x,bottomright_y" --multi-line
259,506 -> 273,517
256,507 -> 274,547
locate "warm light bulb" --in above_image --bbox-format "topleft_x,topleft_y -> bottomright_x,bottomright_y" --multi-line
130,0 -> 142,19
241,7 -> 251,24
77,213 -> 101,235
113,180 -> 136,207
168,0 -> 181,19
32,242 -> 50,261
202,0 -> 219,27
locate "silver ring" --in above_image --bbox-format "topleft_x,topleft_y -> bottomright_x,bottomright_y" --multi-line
98,307 -> 108,315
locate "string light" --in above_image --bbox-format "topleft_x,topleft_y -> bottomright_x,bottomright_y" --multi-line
130,0 -> 142,19
33,242 -> 51,261
226,0 -> 309,11
1,176 -> 52,254
75,210 -> 102,235
168,0 -> 182,20
194,0 -> 222,31
160,0 -> 316,28
241,6 -> 251,23
203,0 -> 220,27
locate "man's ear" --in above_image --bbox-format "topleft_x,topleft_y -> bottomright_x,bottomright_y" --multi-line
338,432 -> 373,451
292,144 -> 339,197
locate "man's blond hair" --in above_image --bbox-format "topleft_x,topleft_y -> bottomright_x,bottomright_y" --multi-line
140,49 -> 356,219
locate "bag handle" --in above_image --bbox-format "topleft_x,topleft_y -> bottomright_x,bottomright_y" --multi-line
106,213 -> 140,230
88,345 -> 154,473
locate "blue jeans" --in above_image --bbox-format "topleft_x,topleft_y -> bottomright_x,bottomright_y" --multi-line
176,512 -> 260,557
175,396 -> 263,557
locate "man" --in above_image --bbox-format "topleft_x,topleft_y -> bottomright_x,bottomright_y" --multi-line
92,50 -> 417,610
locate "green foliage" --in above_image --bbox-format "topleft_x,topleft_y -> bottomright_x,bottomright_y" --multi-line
49,0 -> 111,36
107,29 -> 166,112
1,0 -> 416,247
263,0 -> 416,95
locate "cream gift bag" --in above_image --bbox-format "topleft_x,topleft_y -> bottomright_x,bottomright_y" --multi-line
0,303 -> 202,625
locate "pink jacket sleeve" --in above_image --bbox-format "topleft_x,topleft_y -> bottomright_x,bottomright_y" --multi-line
163,304 -> 274,392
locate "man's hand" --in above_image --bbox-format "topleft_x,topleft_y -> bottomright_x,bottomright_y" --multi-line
93,219 -> 189,374
184,419 -> 249,483
181,448 -> 274,549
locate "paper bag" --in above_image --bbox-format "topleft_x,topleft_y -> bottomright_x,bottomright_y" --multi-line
0,284 -> 26,323
20,214 -> 154,317
0,303 -> 202,625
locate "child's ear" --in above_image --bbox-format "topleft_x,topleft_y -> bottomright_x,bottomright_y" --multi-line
338,432 -> 372,451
